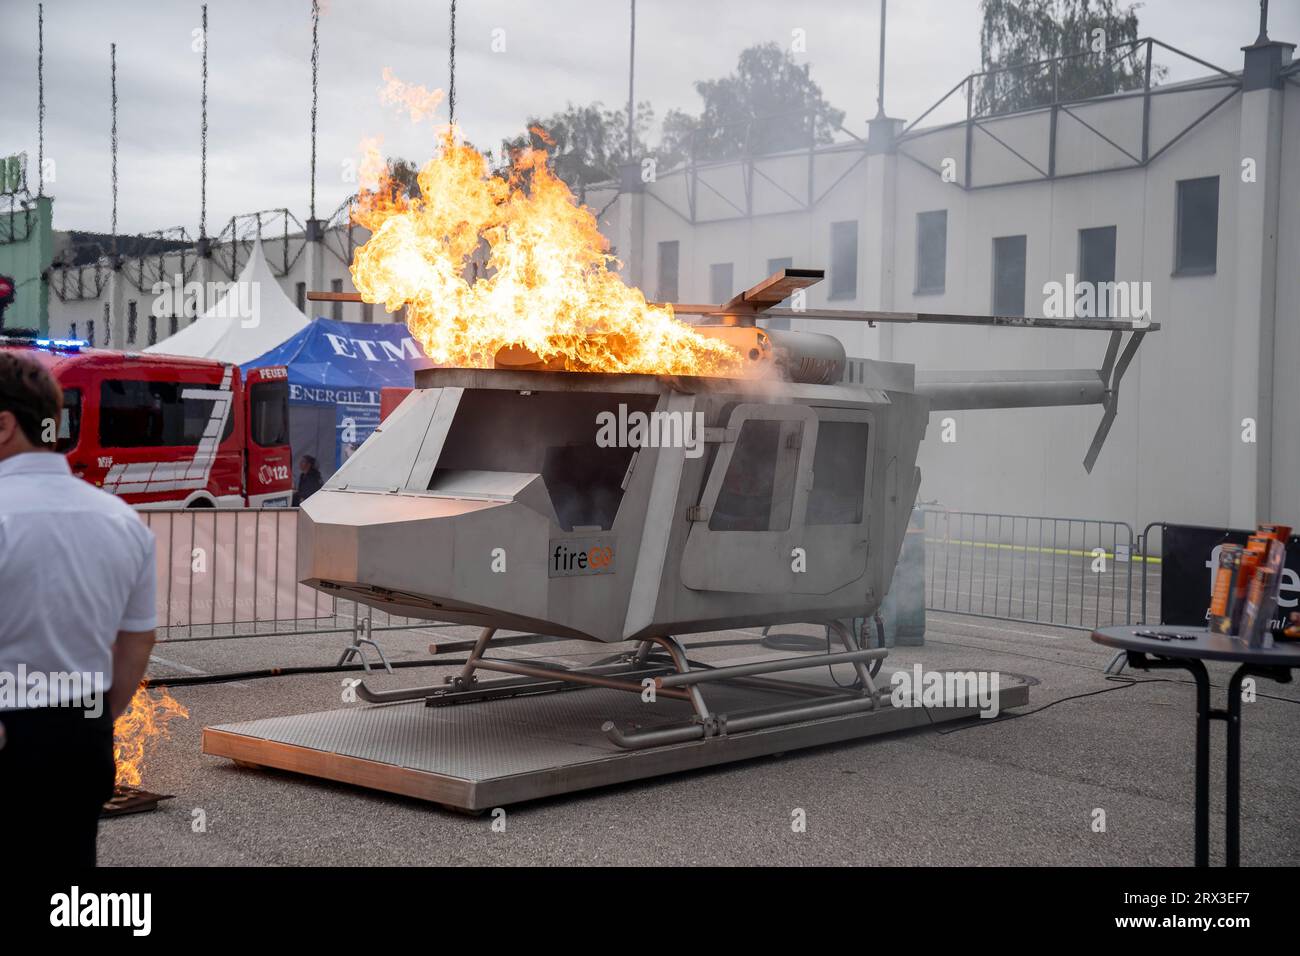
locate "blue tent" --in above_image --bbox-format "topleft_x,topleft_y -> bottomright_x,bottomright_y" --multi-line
242,317 -> 431,479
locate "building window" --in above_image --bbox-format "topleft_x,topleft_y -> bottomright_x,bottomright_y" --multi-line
296,281 -> 307,313
169,315 -> 179,337
70,322 -> 77,340
362,301 -> 374,323
127,301 -> 138,344
148,315 -> 157,346
330,279 -> 343,322
87,319 -> 96,347
829,221 -> 858,300
1078,225 -> 1117,317
765,256 -> 794,329
992,235 -> 1027,316
709,263 -> 733,304
656,241 -> 679,302
915,210 -> 947,295
102,302 -> 110,344
1175,176 -> 1219,276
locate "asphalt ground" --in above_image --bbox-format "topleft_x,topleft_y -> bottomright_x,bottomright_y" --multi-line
93,609 -> 1300,867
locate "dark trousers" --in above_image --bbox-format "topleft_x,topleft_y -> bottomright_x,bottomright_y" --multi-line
0,703 -> 115,867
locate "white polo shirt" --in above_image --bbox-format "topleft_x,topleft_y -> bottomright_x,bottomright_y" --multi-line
0,451 -> 157,710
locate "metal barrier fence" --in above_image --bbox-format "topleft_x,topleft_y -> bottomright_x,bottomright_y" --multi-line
140,506 -> 1152,645
138,508 -> 429,645
920,508 -> 1137,630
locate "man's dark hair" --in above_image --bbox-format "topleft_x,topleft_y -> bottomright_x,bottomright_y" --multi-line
0,350 -> 63,447
301,454 -> 318,469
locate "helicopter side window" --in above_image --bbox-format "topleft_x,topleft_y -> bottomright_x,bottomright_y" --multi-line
806,420 -> 869,525
709,418 -> 802,532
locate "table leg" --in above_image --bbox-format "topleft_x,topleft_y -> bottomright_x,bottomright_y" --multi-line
1126,651 -> 1210,866
1189,659 -> 1211,868
1224,663 -> 1293,868
1225,666 -> 1245,868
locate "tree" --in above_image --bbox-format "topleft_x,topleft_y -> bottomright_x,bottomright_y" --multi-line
499,101 -> 655,201
384,157 -> 423,201
658,43 -> 845,166
978,0 -> 1166,115
495,42 -> 846,194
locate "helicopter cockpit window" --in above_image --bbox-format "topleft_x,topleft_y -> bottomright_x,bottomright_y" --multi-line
709,418 -> 802,532
806,420 -> 869,525
431,388 -> 655,531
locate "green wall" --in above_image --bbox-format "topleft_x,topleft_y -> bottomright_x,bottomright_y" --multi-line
0,195 -> 53,335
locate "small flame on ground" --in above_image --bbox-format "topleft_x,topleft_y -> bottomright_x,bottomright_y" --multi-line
113,685 -> 189,788
351,71 -> 746,377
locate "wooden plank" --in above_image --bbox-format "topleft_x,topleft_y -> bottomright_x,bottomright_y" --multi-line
306,291 -> 364,302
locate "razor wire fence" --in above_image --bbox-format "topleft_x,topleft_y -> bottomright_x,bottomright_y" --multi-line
919,507 -> 1146,631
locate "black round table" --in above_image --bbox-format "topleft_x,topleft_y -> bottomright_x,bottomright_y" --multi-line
1091,626 -> 1300,867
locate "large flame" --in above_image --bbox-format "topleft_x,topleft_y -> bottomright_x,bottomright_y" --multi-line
113,685 -> 189,788
350,130 -> 746,376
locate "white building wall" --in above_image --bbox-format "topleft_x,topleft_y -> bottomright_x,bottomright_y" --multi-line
45,227 -> 390,347
894,90 -> 1246,531
609,69 -> 1296,533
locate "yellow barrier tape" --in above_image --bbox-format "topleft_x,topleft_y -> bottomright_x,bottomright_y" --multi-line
922,537 -> 1162,564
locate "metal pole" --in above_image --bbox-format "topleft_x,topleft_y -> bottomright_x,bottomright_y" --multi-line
1048,56 -> 1058,177
474,656 -> 693,701
37,4 -> 44,196
448,0 -> 457,124
200,3 -> 208,239
656,647 -> 887,687
110,43 -> 117,255
1141,39 -> 1153,164
874,0 -> 887,118
964,76 -> 973,188
1192,661 -> 1211,866
626,0 -> 636,159
309,0 -> 319,220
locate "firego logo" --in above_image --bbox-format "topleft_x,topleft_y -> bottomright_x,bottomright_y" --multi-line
549,538 -> 616,577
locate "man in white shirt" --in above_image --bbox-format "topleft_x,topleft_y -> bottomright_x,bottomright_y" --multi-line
0,349 -> 158,866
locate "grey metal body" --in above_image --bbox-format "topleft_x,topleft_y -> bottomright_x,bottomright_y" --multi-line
298,361 -> 929,645
203,664 -> 1031,811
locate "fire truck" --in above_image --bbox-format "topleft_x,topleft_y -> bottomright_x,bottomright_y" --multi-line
0,336 -> 293,508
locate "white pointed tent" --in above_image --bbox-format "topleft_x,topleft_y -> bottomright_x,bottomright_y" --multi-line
146,238 -> 309,365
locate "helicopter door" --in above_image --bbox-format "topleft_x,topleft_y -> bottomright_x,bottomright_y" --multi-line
794,408 -> 874,595
680,404 -> 816,594
681,404 -> 874,595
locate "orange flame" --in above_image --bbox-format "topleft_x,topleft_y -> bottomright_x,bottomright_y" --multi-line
379,67 -> 446,124
350,125 -> 746,376
113,685 -> 189,788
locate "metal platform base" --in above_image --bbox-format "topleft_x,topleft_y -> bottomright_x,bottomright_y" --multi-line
203,666 -> 1028,811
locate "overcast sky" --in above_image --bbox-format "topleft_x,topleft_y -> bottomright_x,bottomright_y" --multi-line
1,0 -> 1294,236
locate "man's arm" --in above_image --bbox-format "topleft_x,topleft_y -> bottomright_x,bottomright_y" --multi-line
110,630 -> 156,720
111,521 -> 159,720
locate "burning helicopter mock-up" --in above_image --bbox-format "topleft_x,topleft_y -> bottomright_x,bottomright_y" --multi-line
205,132 -> 1155,801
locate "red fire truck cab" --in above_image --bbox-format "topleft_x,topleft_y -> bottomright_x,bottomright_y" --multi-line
1,337 -> 293,508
